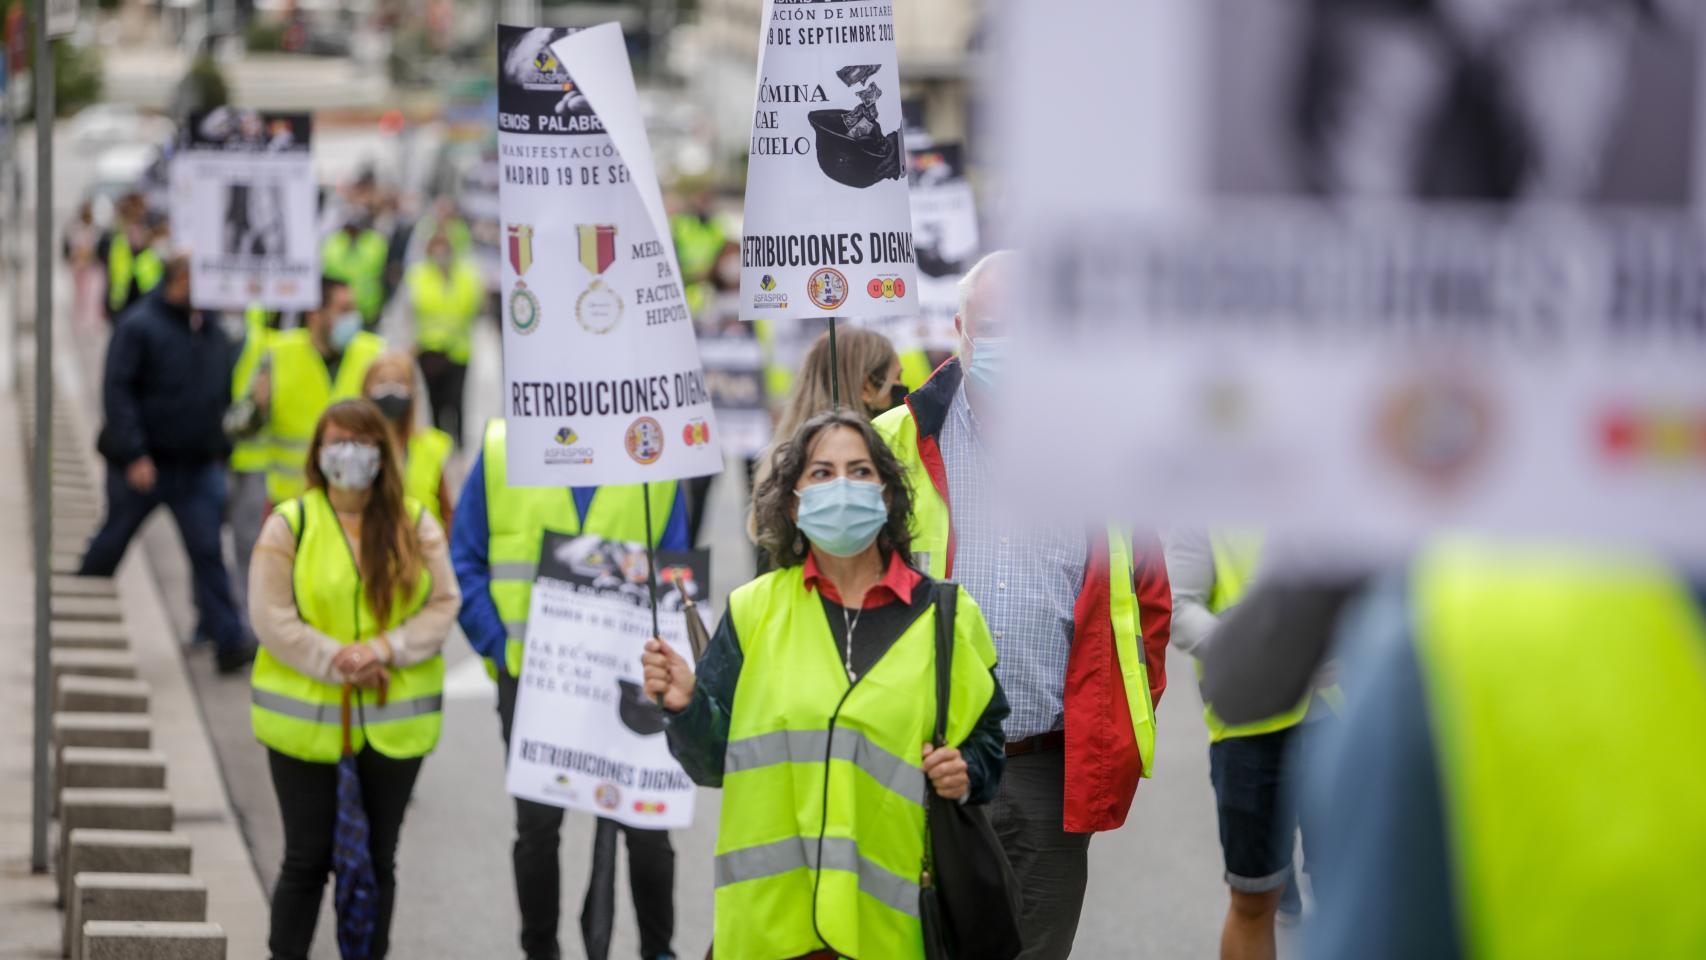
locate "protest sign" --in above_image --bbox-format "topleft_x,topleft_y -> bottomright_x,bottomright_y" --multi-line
997,1 -> 1706,564
506,532 -> 708,829
908,143 -> 978,351
171,109 -> 317,312
695,318 -> 773,459
496,23 -> 721,487
739,0 -> 919,323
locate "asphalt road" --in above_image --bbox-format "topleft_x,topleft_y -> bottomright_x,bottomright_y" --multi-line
39,117 -> 1307,958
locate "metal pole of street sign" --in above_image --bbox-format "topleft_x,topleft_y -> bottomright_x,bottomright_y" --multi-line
30,0 -> 58,875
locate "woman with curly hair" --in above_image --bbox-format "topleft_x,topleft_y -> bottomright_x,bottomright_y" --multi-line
643,409 -> 1009,960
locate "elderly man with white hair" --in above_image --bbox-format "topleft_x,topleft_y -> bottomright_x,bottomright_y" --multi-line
872,250 -> 1174,959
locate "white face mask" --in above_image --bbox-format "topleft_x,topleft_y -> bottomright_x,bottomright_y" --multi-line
318,441 -> 381,491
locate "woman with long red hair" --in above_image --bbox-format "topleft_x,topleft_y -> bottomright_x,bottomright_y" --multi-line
246,398 -> 460,960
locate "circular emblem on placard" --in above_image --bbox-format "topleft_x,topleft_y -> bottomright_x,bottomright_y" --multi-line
509,284 -> 541,335
576,279 -> 624,335
594,782 -> 621,811
807,267 -> 849,310
625,417 -> 665,465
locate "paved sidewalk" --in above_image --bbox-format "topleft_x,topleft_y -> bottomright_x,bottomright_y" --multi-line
1,252 -> 269,959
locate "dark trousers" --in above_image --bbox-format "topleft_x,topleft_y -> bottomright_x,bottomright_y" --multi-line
498,674 -> 675,960
265,747 -> 424,960
987,747 -> 1092,960
416,351 -> 467,448
79,460 -> 246,653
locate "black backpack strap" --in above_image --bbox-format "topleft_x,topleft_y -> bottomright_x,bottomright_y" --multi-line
933,581 -> 956,748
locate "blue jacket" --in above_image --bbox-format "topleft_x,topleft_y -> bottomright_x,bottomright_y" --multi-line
449,448 -> 690,670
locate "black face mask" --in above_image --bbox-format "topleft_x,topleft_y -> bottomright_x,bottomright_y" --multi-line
887,382 -> 908,409
370,392 -> 411,422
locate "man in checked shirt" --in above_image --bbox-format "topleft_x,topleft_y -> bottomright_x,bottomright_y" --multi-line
874,251 -> 1172,959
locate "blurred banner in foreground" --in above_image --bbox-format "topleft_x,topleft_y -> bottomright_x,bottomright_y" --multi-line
506,533 -> 707,829
173,109 -> 318,311
996,0 -> 1706,564
739,0 -> 919,322
495,23 -> 720,487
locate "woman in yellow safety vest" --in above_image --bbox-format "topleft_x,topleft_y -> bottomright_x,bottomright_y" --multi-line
247,399 -> 460,960
362,351 -> 455,525
643,410 -> 1009,960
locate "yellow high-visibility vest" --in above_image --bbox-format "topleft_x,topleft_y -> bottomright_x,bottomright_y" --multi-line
715,566 -> 996,960
264,328 -> 386,502
1412,542 -> 1706,958
249,490 -> 442,762
407,259 -> 483,364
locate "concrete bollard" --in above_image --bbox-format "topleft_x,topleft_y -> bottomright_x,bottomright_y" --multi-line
61,829 -> 192,917
68,874 -> 207,960
57,790 -> 175,883
56,676 -> 150,715
51,576 -> 118,598
52,621 -> 130,652
54,714 -> 152,756
81,922 -> 226,960
50,650 -> 140,689
51,596 -> 124,623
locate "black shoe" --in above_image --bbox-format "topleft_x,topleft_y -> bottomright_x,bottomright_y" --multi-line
216,642 -> 258,675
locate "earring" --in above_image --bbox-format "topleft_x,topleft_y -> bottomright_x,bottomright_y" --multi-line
793,531 -> 805,555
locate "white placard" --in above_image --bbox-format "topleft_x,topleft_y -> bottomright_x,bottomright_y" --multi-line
909,143 -> 979,351
495,23 -> 722,487
505,533 -> 706,829
46,0 -> 76,38
998,0 -> 1706,565
171,109 -> 318,312
739,0 -> 919,322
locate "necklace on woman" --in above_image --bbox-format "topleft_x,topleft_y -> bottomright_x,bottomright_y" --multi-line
842,604 -> 863,683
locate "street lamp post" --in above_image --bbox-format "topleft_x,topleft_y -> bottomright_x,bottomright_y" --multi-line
29,0 -> 57,876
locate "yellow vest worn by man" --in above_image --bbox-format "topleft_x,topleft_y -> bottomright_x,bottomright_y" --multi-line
230,305 -> 273,473
407,258 -> 484,365
107,232 -> 163,314
249,490 -> 443,762
265,328 -> 386,503
714,567 -> 996,960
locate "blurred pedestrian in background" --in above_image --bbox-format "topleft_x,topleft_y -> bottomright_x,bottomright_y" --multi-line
322,212 -> 391,329
363,351 -> 454,524
406,230 -> 482,448
225,304 -> 278,623
872,251 -> 1172,959
1165,529 -> 1339,960
669,187 -> 727,319
646,409 -> 1008,959
451,418 -> 685,960
97,192 -> 164,323
79,254 -> 257,673
1301,542 -> 1706,959
248,399 -> 459,960
247,277 -> 387,505
63,201 -> 102,332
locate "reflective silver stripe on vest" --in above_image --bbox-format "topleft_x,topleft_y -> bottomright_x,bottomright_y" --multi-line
504,621 -> 528,645
491,562 -> 538,582
715,835 -> 919,919
252,688 -> 444,725
273,436 -> 312,451
725,727 -> 925,806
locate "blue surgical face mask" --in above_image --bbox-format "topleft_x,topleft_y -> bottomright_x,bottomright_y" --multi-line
329,311 -> 362,351
966,336 -> 1009,390
795,477 -> 887,558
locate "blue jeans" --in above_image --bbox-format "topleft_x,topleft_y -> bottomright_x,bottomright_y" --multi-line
78,460 -> 247,654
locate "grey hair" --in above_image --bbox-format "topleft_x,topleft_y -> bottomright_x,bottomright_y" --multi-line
955,249 -> 1017,327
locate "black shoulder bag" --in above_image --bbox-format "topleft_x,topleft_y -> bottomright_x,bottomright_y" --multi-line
921,582 -> 1024,960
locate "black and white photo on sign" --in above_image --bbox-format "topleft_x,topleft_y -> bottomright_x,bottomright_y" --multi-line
172,110 -> 317,312
809,63 -> 904,188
